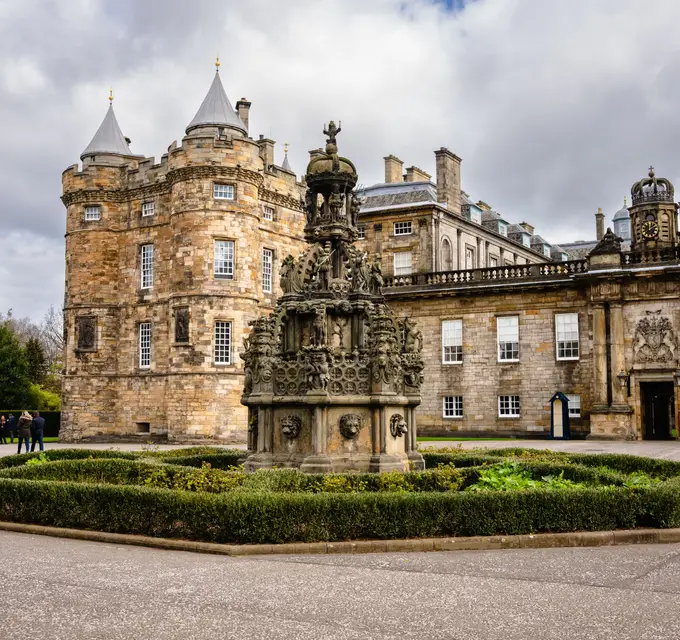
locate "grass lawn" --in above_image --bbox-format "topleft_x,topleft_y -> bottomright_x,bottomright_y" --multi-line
417,436 -> 517,442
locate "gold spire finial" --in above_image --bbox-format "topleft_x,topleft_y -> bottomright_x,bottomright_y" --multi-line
624,195 -> 628,206
215,56 -> 220,70
284,142 -> 289,154
109,87 -> 113,103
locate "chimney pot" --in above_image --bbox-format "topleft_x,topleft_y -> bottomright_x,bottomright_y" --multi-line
595,207 -> 605,241
383,155 -> 404,183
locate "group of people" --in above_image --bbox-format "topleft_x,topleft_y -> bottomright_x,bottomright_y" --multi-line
0,412 -> 46,453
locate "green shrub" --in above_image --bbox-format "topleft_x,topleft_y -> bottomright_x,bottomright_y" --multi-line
162,452 -> 244,470
0,449 -> 140,470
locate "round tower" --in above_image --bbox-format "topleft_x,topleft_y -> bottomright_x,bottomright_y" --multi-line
612,196 -> 631,241
629,167 -> 678,251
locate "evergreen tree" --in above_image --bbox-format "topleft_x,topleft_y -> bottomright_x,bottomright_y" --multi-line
25,337 -> 47,385
0,322 -> 31,408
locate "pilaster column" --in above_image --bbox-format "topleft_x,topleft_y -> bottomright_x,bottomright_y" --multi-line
477,238 -> 483,268
456,230 -> 462,270
592,304 -> 608,408
499,247 -> 505,266
609,302 -> 627,407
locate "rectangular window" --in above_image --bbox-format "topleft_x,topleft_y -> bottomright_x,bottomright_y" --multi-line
214,240 -> 235,278
498,222 -> 508,236
213,183 -> 235,200
139,322 -> 151,369
497,315 -> 519,362
522,235 -> 531,247
214,321 -> 232,364
465,247 -> 475,270
262,248 -> 273,293
357,225 -> 366,239
393,251 -> 413,276
489,256 -> 498,267
140,244 -> 154,289
263,205 -> 274,221
142,202 -> 155,217
442,319 -> 462,363
84,205 -> 101,221
498,395 -> 520,417
566,394 -> 581,418
470,209 -> 482,224
443,396 -> 463,418
543,245 -> 551,257
556,313 -> 579,360
394,221 -> 412,236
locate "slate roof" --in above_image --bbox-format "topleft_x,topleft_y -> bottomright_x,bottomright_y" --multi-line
81,104 -> 132,159
507,224 -> 530,236
282,151 -> 293,173
357,182 -> 437,211
531,235 -> 550,246
186,71 -> 247,135
613,200 -> 630,221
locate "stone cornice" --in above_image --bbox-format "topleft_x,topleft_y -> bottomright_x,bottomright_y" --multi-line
166,165 -> 264,189
259,188 -> 303,212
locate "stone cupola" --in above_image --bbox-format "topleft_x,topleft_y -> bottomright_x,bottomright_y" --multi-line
241,124 -> 425,473
629,167 -> 678,250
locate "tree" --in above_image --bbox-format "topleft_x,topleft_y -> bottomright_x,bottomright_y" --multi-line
40,305 -> 64,369
0,322 -> 31,408
25,337 -> 47,385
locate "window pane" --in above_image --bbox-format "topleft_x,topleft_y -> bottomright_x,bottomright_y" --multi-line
141,244 -> 154,289
214,321 -> 231,364
139,322 -> 151,368
393,251 -> 413,276
85,206 -> 101,221
443,396 -> 463,418
497,316 -> 519,361
442,320 -> 462,363
394,221 -> 412,236
214,240 -> 234,278
262,248 -> 273,293
214,184 -> 234,200
357,226 -> 366,239
566,394 -> 581,417
263,206 -> 274,221
498,395 -> 520,417
556,313 -> 579,359
142,202 -> 155,217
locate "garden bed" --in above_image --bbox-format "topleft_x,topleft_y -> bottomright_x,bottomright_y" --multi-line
0,447 -> 678,545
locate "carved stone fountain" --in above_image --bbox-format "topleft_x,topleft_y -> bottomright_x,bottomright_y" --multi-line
242,123 -> 425,472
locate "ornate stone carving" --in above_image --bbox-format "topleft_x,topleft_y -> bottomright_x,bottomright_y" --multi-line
281,415 -> 302,440
369,253 -> 384,295
280,255 -> 302,294
390,414 -> 408,438
76,316 -> 96,351
633,311 -> 677,363
339,413 -> 363,439
589,228 -> 622,255
174,308 -> 189,343
304,348 -> 330,391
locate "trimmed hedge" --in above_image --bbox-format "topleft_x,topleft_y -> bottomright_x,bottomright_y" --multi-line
0,449 -> 140,470
164,452 -> 244,470
1,478 -> 679,544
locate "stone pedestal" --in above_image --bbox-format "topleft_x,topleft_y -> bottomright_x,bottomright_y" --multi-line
588,407 -> 634,440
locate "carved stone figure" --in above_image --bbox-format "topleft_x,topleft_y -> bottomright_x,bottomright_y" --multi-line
349,193 -> 360,228
174,308 -> 189,343
351,251 -> 371,292
76,316 -> 96,350
323,120 -> 341,152
281,415 -> 302,440
312,309 -> 326,346
339,413 -> 362,439
328,186 -> 344,222
279,255 -> 299,294
390,414 -> 408,438
304,190 -> 316,226
633,311 -> 677,363
370,254 -> 384,295
590,228 -> 623,256
305,350 -> 329,391
403,318 -> 423,354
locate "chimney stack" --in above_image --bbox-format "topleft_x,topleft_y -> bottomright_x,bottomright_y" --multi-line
384,155 -> 404,183
519,222 -> 534,235
595,207 -> 604,241
235,98 -> 251,131
434,148 -> 462,215
404,166 -> 431,183
257,135 -> 275,169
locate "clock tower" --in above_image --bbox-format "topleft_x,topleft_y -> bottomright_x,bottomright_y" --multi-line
629,167 -> 678,251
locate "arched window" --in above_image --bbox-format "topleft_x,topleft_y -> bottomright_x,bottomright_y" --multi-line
441,238 -> 453,271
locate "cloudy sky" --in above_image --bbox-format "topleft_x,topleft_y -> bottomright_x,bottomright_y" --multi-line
1,0 -> 679,320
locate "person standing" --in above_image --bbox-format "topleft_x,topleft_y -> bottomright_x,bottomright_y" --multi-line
30,412 -> 45,452
0,415 -> 6,444
16,411 -> 32,454
6,414 -> 17,444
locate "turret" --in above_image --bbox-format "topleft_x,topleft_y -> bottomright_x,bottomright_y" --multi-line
612,197 -> 631,241
629,167 -> 678,250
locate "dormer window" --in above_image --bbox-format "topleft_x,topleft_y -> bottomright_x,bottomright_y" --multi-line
470,209 -> 482,225
84,205 -> 101,221
522,235 -> 531,247
214,183 -> 235,200
543,246 -> 551,258
498,222 -> 508,236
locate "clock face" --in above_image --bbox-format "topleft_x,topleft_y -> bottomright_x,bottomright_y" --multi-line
641,220 -> 659,239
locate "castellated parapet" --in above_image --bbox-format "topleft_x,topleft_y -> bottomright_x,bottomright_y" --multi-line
61,73 -> 306,442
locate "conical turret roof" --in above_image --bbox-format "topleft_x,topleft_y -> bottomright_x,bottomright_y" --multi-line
282,144 -> 293,173
80,102 -> 132,160
186,69 -> 247,136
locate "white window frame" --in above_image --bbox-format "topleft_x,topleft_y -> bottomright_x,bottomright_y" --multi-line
443,396 -> 463,418
393,251 -> 413,276
498,395 -> 520,418
470,209 -> 482,225
263,205 -> 275,221
139,322 -> 151,369
543,245 -> 551,257
497,315 -> 519,362
498,222 -> 508,236
566,394 -> 581,418
214,240 -> 235,279
141,201 -> 155,217
357,225 -> 366,240
262,248 -> 273,294
555,313 -> 579,361
465,247 -> 475,270
214,321 -> 232,365
489,255 -> 499,268
140,244 -> 154,290
84,205 -> 101,221
393,221 -> 412,236
213,183 -> 235,200
441,320 -> 462,364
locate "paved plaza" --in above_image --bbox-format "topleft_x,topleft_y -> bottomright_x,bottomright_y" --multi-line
2,438 -> 680,459
0,531 -> 678,639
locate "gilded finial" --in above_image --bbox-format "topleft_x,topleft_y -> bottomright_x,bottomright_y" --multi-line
624,196 -> 628,206
109,87 -> 113,103
284,142 -> 289,154
215,56 -> 220,70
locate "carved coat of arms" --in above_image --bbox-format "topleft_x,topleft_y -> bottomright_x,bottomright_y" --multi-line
633,311 -> 677,364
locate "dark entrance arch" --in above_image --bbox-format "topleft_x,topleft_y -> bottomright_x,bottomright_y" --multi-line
640,381 -> 675,440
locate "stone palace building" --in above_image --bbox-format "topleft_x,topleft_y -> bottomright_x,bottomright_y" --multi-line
60,64 -> 680,442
